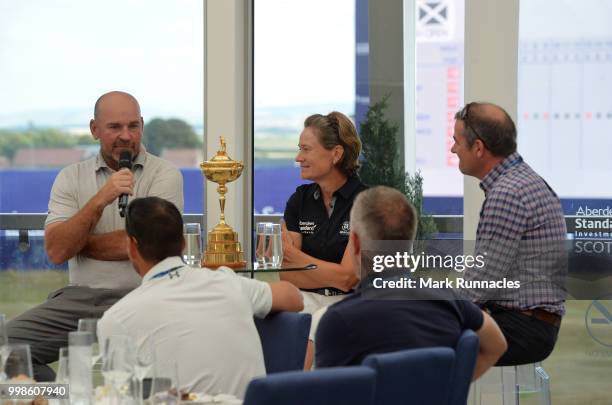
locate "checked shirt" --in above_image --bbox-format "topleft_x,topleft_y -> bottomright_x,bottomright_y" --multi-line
465,152 -> 567,315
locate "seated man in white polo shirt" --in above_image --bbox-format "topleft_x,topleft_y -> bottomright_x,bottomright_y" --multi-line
98,196 -> 304,398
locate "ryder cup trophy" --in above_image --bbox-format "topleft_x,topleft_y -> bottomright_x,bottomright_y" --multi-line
200,137 -> 246,268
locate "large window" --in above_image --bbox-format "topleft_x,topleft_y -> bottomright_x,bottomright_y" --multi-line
254,0 -> 466,216
0,0 -> 204,214
518,1 -> 612,403
253,0 -> 356,215
518,0 -> 612,214
0,0 -> 204,318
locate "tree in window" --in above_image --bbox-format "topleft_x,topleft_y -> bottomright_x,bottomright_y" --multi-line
143,118 -> 202,156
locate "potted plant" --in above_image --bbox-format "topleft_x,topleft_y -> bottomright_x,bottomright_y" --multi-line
359,96 -> 437,241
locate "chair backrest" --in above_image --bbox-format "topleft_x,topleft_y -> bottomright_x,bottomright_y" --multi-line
362,347 -> 455,405
449,329 -> 480,405
243,366 -> 376,405
254,311 -> 312,373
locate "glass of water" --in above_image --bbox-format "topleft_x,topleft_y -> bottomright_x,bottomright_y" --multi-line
55,347 -> 69,383
183,223 -> 202,267
102,335 -> 136,404
3,343 -> 33,380
255,223 -> 283,269
0,314 -> 9,382
269,223 -> 283,268
255,222 -> 272,268
77,318 -> 103,367
149,360 -> 179,405
0,314 -> 7,347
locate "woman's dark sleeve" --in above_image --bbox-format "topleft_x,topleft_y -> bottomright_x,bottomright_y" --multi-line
283,189 -> 301,233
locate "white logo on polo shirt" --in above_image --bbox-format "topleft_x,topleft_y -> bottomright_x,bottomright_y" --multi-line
299,221 -> 317,234
339,221 -> 350,236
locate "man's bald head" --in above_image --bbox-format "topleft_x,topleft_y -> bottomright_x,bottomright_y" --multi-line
474,103 -> 508,124
454,102 -> 517,157
94,91 -> 141,121
90,91 -> 143,170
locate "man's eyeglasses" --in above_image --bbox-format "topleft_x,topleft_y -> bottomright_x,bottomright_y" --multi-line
457,103 -> 487,148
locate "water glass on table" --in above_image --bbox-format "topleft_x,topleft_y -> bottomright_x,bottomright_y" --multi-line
0,313 -> 7,346
55,347 -> 69,383
52,347 -> 71,405
68,331 -> 93,404
255,223 -> 283,269
2,343 -> 33,381
183,223 -> 203,267
102,335 -> 136,403
255,222 -> 271,268
269,223 -> 283,268
0,314 -> 8,382
149,360 -> 180,405
78,318 -> 102,367
135,335 -> 155,404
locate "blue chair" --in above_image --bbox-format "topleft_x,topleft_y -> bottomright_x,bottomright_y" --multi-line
243,367 -> 377,405
449,329 -> 480,405
254,311 -> 311,373
362,347 -> 455,405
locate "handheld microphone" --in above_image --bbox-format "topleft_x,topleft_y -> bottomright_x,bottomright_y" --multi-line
118,151 -> 133,218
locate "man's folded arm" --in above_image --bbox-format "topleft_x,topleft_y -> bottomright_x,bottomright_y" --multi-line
81,230 -> 129,261
269,281 -> 304,312
46,167 -> 135,264
80,167 -> 183,261
45,196 -> 107,264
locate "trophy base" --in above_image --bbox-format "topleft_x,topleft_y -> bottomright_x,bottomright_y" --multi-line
202,223 -> 246,270
202,260 -> 247,269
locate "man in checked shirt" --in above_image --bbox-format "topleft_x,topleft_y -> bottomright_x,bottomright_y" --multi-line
451,102 -> 567,366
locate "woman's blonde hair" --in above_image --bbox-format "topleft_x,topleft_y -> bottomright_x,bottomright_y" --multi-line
303,111 -> 362,177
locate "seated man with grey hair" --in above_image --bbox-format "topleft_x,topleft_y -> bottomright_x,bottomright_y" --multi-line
315,186 -> 507,380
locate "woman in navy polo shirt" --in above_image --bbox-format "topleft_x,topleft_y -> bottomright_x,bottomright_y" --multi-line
282,111 -> 367,315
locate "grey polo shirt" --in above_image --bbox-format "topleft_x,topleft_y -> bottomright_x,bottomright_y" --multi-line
45,146 -> 184,289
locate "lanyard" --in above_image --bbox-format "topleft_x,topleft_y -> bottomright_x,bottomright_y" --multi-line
150,265 -> 184,280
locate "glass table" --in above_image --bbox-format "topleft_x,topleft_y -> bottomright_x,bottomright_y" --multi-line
234,264 -> 317,279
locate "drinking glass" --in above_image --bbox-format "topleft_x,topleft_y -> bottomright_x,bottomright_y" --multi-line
3,344 -> 33,380
0,314 -> 7,346
269,223 -> 283,268
256,223 -> 283,269
55,347 -> 69,383
255,222 -> 272,268
135,335 -> 155,405
55,347 -> 70,405
0,314 -> 8,382
102,335 -> 135,403
68,331 -> 93,404
183,223 -> 203,267
0,348 -> 9,382
78,318 -> 102,367
149,360 -> 179,405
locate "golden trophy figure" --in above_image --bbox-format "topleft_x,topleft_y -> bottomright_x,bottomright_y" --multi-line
200,137 -> 246,268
